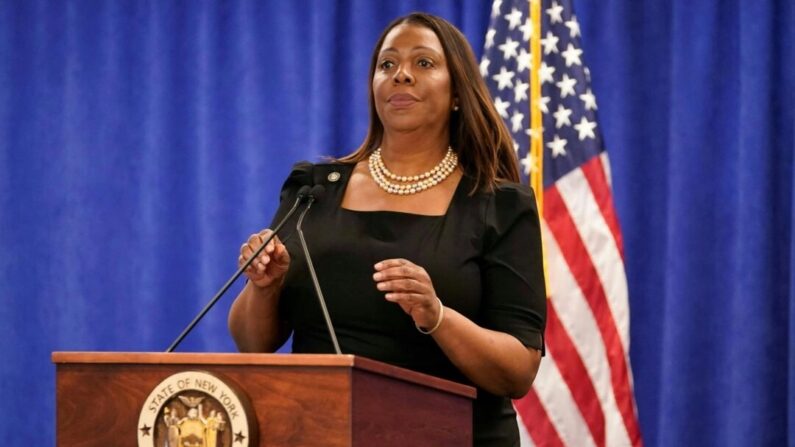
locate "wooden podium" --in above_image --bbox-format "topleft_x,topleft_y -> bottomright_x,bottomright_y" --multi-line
53,352 -> 475,446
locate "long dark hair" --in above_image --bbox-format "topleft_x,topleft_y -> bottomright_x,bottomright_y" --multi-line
338,12 -> 520,192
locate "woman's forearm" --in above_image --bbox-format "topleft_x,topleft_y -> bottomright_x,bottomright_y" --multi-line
432,307 -> 541,398
228,281 -> 289,352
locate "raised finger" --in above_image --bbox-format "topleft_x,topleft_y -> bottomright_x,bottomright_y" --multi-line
239,253 -> 260,275
374,258 -> 413,271
247,232 -> 264,246
271,233 -> 283,250
375,264 -> 423,280
240,243 -> 255,262
258,229 -> 277,253
376,278 -> 422,293
384,291 -> 425,302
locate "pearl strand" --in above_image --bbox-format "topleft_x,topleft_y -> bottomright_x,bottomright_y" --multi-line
368,147 -> 458,195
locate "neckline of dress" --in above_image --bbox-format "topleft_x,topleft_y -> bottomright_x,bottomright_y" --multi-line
337,163 -> 467,218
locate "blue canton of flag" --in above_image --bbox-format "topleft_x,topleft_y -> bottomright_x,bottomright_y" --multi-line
480,0 -> 535,182
482,0 -> 601,187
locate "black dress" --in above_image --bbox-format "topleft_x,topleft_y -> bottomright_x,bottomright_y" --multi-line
270,162 -> 547,447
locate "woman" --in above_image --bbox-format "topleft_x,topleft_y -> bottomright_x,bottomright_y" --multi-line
228,13 -> 546,446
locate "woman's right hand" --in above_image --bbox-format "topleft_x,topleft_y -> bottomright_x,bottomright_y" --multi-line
239,229 -> 290,289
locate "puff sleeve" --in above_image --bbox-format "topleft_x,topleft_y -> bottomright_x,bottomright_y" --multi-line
480,183 -> 547,353
269,161 -> 314,228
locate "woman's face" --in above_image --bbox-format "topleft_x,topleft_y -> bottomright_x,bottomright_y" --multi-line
372,24 -> 454,135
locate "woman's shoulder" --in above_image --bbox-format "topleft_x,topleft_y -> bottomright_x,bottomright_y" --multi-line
476,179 -> 539,213
477,180 -> 540,236
281,160 -> 356,189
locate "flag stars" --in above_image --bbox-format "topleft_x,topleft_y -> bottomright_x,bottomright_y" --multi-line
561,43 -> 583,67
519,19 -> 533,41
498,37 -> 520,60
556,73 -> 577,98
504,8 -> 524,30
565,16 -> 581,38
574,116 -> 597,140
491,0 -> 503,18
480,58 -> 490,77
552,104 -> 573,128
480,0 -> 603,185
521,151 -> 539,176
492,67 -> 515,90
536,96 -> 550,114
539,62 -> 556,85
527,126 -> 544,139
546,1 -> 564,24
580,89 -> 598,110
510,110 -> 525,132
547,134 -> 568,158
493,97 -> 510,118
516,48 -> 532,72
485,29 -> 497,49
541,31 -> 559,55
514,79 -> 529,102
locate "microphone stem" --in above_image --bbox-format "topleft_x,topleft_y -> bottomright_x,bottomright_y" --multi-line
166,195 -> 306,353
296,199 -> 342,355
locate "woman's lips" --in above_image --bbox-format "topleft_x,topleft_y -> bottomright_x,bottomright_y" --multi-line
388,93 -> 419,108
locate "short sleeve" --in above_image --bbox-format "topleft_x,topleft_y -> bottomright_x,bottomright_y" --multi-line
269,161 -> 314,228
480,183 -> 547,353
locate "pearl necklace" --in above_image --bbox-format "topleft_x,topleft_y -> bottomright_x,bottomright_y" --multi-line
368,146 -> 458,195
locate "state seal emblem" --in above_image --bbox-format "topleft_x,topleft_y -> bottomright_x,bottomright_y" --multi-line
137,371 -> 254,447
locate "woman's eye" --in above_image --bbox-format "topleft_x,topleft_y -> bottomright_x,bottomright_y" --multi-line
379,60 -> 395,70
418,59 -> 434,68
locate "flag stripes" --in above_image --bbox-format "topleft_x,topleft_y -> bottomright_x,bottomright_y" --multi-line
544,184 -> 640,443
542,217 -> 633,446
545,301 -> 607,446
515,390 -> 564,447
580,155 -> 625,260
554,166 -> 630,349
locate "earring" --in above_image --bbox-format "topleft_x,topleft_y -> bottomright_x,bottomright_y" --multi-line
453,105 -> 460,111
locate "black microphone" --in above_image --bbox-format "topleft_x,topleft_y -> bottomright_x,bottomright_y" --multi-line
307,184 -> 326,203
166,185 -> 312,352
295,185 -> 342,355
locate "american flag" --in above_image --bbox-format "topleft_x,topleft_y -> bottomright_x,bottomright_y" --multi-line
481,0 -> 643,446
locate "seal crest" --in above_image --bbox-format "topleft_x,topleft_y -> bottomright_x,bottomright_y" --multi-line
137,371 -> 252,447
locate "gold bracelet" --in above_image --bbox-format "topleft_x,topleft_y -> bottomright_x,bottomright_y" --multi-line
416,298 -> 444,335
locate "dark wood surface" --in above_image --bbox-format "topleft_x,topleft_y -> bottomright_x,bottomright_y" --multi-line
54,352 -> 475,446
52,352 -> 476,398
351,369 -> 472,446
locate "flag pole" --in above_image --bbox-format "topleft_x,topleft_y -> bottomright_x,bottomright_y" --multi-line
529,0 -> 543,208
529,0 -> 550,294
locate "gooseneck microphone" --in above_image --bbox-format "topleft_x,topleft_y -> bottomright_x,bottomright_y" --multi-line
295,185 -> 342,355
166,185 -> 312,352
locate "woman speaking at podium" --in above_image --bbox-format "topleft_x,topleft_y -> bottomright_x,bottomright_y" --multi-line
228,13 -> 546,446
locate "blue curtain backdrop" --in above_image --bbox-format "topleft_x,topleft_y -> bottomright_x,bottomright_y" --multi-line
0,1 -> 792,446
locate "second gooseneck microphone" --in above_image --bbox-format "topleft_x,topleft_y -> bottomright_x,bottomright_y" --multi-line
296,185 -> 342,355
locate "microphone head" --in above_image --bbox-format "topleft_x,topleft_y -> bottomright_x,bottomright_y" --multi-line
296,185 -> 312,200
309,185 -> 326,203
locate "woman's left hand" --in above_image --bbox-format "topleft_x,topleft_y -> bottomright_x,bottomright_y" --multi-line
373,258 -> 442,330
